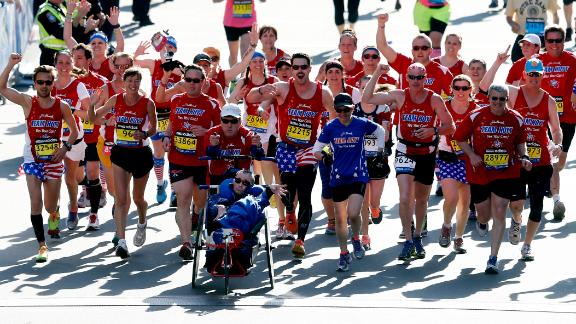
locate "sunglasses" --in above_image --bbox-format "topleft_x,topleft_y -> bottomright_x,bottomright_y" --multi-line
362,54 -> 380,60
335,107 -> 352,113
234,177 -> 252,186
221,118 -> 239,124
35,79 -> 54,86
211,56 -> 220,62
526,71 -> 543,77
114,64 -> 131,69
452,85 -> 471,91
545,38 -> 563,44
407,74 -> 426,80
292,64 -> 309,70
184,77 -> 202,83
412,45 -> 430,51
491,96 -> 507,102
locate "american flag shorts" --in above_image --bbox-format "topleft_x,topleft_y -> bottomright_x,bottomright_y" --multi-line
435,158 -> 467,184
19,162 -> 65,182
275,143 -> 317,173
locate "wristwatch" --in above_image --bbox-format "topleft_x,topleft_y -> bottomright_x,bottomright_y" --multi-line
63,141 -> 72,151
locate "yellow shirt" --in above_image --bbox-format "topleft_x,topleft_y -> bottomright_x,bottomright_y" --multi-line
506,0 -> 560,36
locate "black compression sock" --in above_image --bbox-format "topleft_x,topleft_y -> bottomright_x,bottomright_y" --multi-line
31,214 -> 45,243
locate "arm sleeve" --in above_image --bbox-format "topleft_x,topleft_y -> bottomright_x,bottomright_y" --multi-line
312,140 -> 329,154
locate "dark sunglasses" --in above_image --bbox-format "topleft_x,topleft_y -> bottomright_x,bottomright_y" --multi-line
526,71 -> 543,77
114,64 -> 131,69
35,79 -> 53,86
221,118 -> 239,124
362,54 -> 379,60
292,64 -> 309,70
491,96 -> 507,102
335,107 -> 352,113
234,177 -> 252,186
184,77 -> 202,83
412,45 -> 430,51
407,74 -> 426,80
211,56 -> 220,62
452,85 -> 471,91
545,38 -> 563,44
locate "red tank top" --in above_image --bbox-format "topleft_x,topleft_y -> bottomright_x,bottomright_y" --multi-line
244,76 -> 276,133
443,100 -> 477,156
432,57 -> 465,77
151,59 -> 181,108
89,57 -> 113,81
51,78 -> 82,138
168,93 -> 221,166
79,72 -> 106,144
397,89 -> 438,155
513,88 -> 552,166
213,69 -> 227,90
114,94 -> 150,148
266,48 -> 287,76
277,80 -> 324,147
27,97 -> 63,162
205,79 -> 221,101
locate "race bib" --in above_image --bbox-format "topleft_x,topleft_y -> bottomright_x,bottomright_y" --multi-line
34,138 -> 59,160
286,124 -> 312,144
116,124 -> 139,147
364,135 -> 378,157
232,0 -> 252,18
554,96 -> 564,115
157,118 -> 169,132
525,18 -> 545,36
483,148 -> 509,170
394,153 -> 416,173
174,131 -> 197,154
82,119 -> 94,135
450,140 -> 464,156
527,143 -> 542,163
246,114 -> 268,133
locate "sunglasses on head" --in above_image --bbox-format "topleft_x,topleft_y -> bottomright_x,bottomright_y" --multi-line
526,71 -> 543,77
545,38 -> 563,44
412,45 -> 430,51
114,64 -> 131,69
221,118 -> 239,124
491,96 -> 507,102
362,54 -> 379,60
234,177 -> 252,186
335,106 -> 352,113
184,77 -> 202,83
292,64 -> 309,70
407,74 -> 426,80
35,79 -> 53,86
452,85 -> 471,91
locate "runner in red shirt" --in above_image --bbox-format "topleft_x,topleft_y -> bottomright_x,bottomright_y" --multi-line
247,53 -> 335,258
376,13 -> 453,97
507,58 -> 563,261
259,25 -> 290,76
505,34 -> 541,86
432,33 -> 468,77
159,64 -> 221,261
345,46 -> 397,88
337,30 -> 364,79
1,57 -> 78,262
536,26 -> 576,221
454,84 -> 531,274
275,59 -> 292,82
363,63 -> 454,261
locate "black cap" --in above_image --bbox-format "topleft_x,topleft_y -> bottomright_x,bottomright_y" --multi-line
193,53 -> 212,64
334,93 -> 354,108
275,59 -> 291,70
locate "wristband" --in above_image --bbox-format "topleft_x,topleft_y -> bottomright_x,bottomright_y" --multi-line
258,87 -> 263,95
110,24 -> 120,29
434,127 -> 439,136
63,141 -> 72,151
572,82 -> 576,95
142,131 -> 148,139
250,43 -> 257,48
520,154 -> 530,161
557,143 -> 564,150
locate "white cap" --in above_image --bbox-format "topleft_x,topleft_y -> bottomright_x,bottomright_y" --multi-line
518,34 -> 541,47
221,103 -> 241,118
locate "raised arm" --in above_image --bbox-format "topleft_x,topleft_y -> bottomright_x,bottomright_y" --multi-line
108,7 -> 124,52
94,94 -> 118,120
376,14 -> 398,65
0,53 -> 31,109
224,22 -> 258,84
64,0 -> 79,50
322,86 -> 336,120
480,45 -> 510,92
133,40 -> 156,72
362,64 -> 397,105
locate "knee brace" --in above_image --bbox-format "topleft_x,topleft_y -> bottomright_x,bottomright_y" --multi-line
528,194 -> 544,223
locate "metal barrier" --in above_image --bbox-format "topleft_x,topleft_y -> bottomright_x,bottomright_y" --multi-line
0,1 -> 34,72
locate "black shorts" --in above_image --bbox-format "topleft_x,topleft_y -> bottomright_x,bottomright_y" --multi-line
521,165 -> 553,198
169,163 -> 208,185
332,182 -> 366,203
470,178 -> 526,204
394,151 -> 436,185
266,135 -> 278,158
367,156 -> 391,180
560,122 -> 575,152
84,142 -> 100,162
224,25 -> 251,42
110,146 -> 153,179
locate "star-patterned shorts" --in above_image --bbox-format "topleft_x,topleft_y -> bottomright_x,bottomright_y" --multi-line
436,158 -> 467,184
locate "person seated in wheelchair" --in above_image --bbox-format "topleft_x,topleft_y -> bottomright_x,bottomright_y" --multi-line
205,103 -> 264,185
204,169 -> 286,275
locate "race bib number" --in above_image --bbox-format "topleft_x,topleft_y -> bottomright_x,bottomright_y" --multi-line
394,153 -> 416,173
450,140 -> 464,156
34,138 -> 59,160
174,131 -> 197,154
116,124 -> 139,147
157,118 -> 169,132
246,114 -> 268,133
364,135 -> 378,157
554,96 -> 564,115
483,148 -> 509,170
525,18 -> 545,36
82,119 -> 94,135
286,125 -> 312,144
232,0 -> 252,18
527,143 -> 542,163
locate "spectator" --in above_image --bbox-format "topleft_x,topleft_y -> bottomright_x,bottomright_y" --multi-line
132,0 -> 153,27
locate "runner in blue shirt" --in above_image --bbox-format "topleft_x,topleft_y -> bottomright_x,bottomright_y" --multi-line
313,93 -> 385,272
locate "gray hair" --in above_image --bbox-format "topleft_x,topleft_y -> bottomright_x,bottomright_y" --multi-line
488,84 -> 508,97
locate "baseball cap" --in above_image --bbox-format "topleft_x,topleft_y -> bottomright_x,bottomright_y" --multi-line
334,93 -> 354,108
193,53 -> 212,64
275,59 -> 291,70
89,32 -> 108,44
525,58 -> 544,74
518,34 -> 541,47
166,36 -> 177,49
221,104 -> 242,118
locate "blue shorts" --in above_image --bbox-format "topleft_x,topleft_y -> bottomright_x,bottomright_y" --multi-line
436,158 -> 467,184
318,159 -> 333,200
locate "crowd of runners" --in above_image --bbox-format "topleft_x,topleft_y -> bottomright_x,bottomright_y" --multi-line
1,0 -> 575,275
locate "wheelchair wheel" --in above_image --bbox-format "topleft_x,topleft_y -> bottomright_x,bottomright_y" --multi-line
192,208 -> 206,288
224,239 -> 230,295
264,217 -> 275,289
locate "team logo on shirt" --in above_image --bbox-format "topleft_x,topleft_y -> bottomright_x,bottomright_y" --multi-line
492,139 -> 503,148
549,79 -> 560,89
523,117 -> 544,127
31,120 -> 60,128
288,107 -> 318,118
175,107 -> 206,116
544,66 -> 569,73
424,78 -> 434,85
